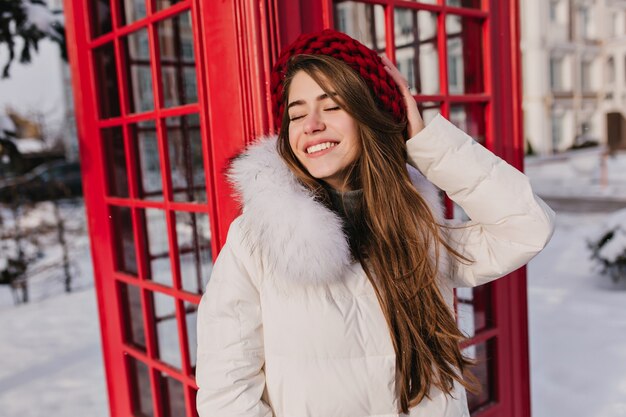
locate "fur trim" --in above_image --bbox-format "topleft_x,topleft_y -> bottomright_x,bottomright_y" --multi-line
227,135 -> 445,285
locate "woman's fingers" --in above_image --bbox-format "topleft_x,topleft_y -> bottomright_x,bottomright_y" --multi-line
380,54 -> 424,137
380,55 -> 410,94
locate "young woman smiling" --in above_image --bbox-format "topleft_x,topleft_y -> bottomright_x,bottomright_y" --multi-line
196,29 -> 556,417
285,69 -> 360,191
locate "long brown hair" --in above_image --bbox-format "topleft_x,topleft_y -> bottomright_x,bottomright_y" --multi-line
276,54 -> 479,413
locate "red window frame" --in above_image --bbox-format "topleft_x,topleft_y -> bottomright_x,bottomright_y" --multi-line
64,0 -> 250,415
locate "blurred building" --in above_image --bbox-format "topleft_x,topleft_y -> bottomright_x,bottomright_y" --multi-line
521,0 -> 626,155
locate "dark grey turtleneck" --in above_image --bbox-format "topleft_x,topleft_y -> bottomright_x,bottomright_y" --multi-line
325,186 -> 366,258
327,187 -> 363,220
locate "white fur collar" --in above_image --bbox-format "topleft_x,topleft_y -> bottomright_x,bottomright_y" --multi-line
227,135 -> 444,284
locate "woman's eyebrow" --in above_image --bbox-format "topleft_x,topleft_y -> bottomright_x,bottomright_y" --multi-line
287,92 -> 337,109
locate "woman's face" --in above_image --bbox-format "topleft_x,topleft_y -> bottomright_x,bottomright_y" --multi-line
287,70 -> 360,192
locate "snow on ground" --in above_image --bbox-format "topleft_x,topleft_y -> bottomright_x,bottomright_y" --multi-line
525,147 -> 626,201
526,149 -> 626,417
528,211 -> 626,417
0,290 -> 107,417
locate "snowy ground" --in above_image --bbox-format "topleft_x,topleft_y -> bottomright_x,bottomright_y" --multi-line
0,290 -> 108,416
525,147 -> 626,201
528,211 -> 626,417
1,149 -> 626,416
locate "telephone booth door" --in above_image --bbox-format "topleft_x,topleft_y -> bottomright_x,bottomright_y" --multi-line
63,0 -> 528,416
64,0 -> 248,416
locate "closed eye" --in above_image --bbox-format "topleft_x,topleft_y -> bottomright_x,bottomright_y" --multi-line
289,106 -> 340,121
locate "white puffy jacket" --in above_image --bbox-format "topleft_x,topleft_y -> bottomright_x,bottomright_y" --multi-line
196,114 -> 556,417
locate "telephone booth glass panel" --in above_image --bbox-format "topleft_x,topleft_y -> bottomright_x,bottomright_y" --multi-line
79,0 -> 215,415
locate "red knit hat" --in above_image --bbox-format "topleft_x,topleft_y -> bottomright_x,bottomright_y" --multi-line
270,29 -> 407,130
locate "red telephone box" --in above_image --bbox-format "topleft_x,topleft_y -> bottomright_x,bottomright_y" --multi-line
63,0 -> 528,416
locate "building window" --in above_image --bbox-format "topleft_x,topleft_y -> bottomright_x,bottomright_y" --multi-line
607,56 -> 615,84
580,59 -> 592,91
336,7 -> 348,33
579,6 -> 592,39
549,56 -> 564,91
448,52 -> 462,93
610,13 -> 618,37
397,59 -> 406,85
396,9 -> 413,36
551,113 -> 563,152
575,120 -> 594,146
581,121 -> 591,136
549,1 -> 557,22
549,0 -> 560,23
396,58 -> 417,91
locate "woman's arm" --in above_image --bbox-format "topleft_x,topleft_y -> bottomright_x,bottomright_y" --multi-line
406,114 -> 556,288
196,218 -> 273,417
381,56 -> 555,288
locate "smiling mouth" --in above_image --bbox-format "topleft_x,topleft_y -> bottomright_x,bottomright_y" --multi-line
306,141 -> 338,154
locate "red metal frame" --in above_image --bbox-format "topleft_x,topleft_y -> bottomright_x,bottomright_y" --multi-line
64,0 -> 241,415
64,0 -> 528,415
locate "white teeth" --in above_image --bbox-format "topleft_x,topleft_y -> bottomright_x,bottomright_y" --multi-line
306,142 -> 337,154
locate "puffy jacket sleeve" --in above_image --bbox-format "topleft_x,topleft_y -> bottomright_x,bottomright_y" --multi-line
406,114 -> 556,288
196,217 -> 273,417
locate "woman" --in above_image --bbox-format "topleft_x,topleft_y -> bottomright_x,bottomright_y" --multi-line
196,29 -> 555,417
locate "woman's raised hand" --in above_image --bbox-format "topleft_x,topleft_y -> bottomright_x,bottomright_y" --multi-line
380,54 -> 425,138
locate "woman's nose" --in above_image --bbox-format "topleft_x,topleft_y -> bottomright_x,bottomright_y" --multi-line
304,112 -> 325,134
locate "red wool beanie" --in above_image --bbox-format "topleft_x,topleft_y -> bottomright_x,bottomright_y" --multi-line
270,29 -> 407,130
